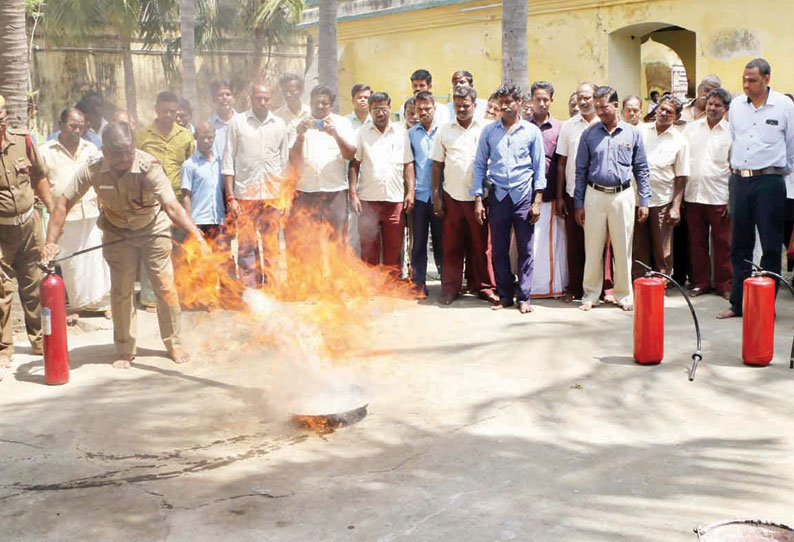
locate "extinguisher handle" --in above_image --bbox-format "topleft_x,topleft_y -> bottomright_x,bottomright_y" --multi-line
37,262 -> 54,274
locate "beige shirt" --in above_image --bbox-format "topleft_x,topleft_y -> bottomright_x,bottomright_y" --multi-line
430,117 -> 484,202
275,102 -> 311,135
221,110 -> 288,200
64,150 -> 176,232
295,113 -> 355,193
354,121 -> 407,203
556,112 -> 599,197
683,118 -> 731,205
40,138 -> 102,221
642,123 -> 690,208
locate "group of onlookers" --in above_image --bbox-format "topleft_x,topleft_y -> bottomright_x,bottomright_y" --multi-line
2,56 -> 793,376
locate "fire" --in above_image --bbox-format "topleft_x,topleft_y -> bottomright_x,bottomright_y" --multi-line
173,171 -> 413,361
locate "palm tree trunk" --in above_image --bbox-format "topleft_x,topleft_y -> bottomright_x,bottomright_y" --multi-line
181,0 -> 198,108
122,37 -> 138,124
501,0 -> 528,89
0,0 -> 29,126
318,0 -> 338,108
252,27 -> 265,82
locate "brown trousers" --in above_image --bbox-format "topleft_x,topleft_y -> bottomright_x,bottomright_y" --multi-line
632,203 -> 673,280
0,211 -> 44,354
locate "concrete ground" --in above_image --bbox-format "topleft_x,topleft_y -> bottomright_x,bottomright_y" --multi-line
1,284 -> 794,542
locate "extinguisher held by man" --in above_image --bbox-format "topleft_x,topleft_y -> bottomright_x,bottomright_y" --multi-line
41,122 -> 211,369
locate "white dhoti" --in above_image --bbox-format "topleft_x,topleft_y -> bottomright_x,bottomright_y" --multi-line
58,219 -> 111,311
531,201 -> 568,298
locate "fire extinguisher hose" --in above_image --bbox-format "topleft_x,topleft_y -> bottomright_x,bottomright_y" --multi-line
37,233 -> 174,273
745,260 -> 794,370
634,260 -> 703,381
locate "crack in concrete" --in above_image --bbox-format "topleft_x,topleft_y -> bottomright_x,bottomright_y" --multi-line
3,434 -> 309,496
368,449 -> 429,474
0,438 -> 43,449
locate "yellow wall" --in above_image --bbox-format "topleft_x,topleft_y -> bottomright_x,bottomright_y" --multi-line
322,0 -> 794,119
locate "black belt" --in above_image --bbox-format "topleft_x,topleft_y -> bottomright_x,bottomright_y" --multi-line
731,167 -> 786,178
587,181 -> 632,194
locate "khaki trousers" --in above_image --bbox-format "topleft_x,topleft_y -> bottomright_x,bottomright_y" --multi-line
0,211 -> 44,354
582,186 -> 635,307
102,224 -> 181,356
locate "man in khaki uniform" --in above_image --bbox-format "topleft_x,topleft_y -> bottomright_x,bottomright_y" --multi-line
42,122 -> 208,368
0,96 -> 54,372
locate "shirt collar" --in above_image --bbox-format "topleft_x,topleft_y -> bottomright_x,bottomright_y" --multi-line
529,114 -> 556,129
245,109 -> 275,124
599,120 -> 626,134
452,116 -> 481,130
368,120 -> 396,135
192,149 -> 218,164
411,121 -> 437,135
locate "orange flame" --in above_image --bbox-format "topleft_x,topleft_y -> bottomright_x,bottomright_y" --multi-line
173,171 -> 413,360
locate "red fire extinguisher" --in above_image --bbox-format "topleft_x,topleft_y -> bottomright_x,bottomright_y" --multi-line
39,266 -> 69,385
633,276 -> 666,365
742,274 -> 777,366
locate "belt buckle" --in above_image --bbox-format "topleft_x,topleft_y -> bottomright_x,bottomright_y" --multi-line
740,169 -> 753,178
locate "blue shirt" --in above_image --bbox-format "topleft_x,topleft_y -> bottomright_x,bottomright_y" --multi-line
407,122 -> 438,203
180,150 -> 225,225
208,111 -> 237,157
472,119 -> 546,203
574,120 -> 651,209
729,88 -> 794,173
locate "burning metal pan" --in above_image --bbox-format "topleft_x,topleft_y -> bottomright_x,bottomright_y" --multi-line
291,404 -> 368,434
696,519 -> 794,541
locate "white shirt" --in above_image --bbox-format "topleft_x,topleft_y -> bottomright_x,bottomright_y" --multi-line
275,102 -> 311,135
354,121 -> 407,203
642,123 -> 690,208
445,97 -> 489,123
40,137 -> 102,221
296,113 -> 355,193
683,118 -> 731,205
221,110 -> 288,200
556,112 -> 599,197
430,117 -> 484,201
729,87 -> 794,172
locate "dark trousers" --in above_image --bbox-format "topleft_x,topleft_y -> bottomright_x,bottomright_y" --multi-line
409,199 -> 442,287
784,199 -> 794,272
237,200 -> 280,288
563,192 -> 585,298
358,200 -> 405,272
489,192 -> 535,304
672,204 -> 690,285
728,173 -> 786,315
632,203 -> 673,280
441,193 -> 496,298
686,202 -> 732,293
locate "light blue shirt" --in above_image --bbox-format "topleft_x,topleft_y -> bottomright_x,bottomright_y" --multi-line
472,118 -> 546,203
180,150 -> 225,225
446,97 -> 489,123
729,88 -> 794,173
407,122 -> 438,203
208,111 -> 237,157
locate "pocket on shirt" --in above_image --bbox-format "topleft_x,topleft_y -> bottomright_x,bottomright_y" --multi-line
616,144 -> 633,166
759,122 -> 782,144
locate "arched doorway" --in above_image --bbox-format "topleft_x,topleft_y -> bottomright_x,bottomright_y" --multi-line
609,22 -> 696,106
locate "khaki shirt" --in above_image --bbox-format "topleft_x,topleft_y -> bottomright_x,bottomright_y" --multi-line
136,122 -> 195,196
63,150 -> 176,232
40,137 -> 102,221
430,117 -> 484,202
0,131 -> 49,218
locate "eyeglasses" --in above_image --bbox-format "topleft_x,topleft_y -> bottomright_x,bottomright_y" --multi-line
370,107 -> 390,114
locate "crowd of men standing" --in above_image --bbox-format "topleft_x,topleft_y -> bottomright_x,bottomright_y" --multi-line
1,56 -> 793,376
